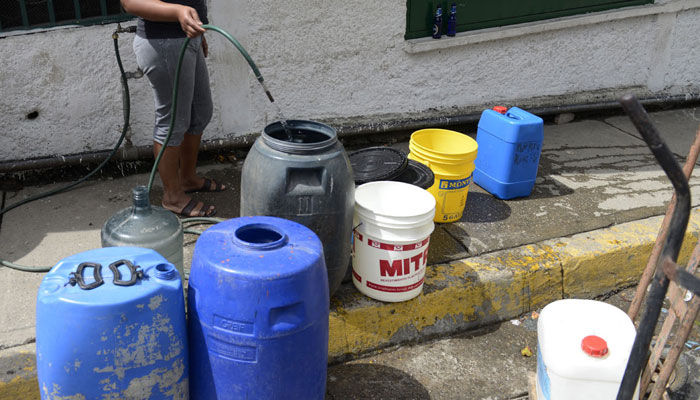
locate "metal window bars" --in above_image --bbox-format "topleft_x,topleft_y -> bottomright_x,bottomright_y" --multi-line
0,0 -> 129,33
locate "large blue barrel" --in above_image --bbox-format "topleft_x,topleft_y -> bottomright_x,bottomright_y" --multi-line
188,216 -> 329,399
36,247 -> 188,400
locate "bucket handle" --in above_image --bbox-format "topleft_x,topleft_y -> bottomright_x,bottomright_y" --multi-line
109,259 -> 145,287
68,262 -> 104,290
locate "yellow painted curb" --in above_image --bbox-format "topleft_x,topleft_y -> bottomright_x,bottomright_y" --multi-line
557,209 -> 700,298
329,243 -> 564,359
328,209 -> 700,359
0,344 -> 39,400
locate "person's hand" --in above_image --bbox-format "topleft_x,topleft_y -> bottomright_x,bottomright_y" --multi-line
176,6 -> 205,38
202,34 -> 208,58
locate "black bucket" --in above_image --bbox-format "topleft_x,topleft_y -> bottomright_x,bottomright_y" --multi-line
393,159 -> 435,189
348,147 -> 407,186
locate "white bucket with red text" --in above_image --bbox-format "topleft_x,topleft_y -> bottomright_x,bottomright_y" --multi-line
352,181 -> 436,302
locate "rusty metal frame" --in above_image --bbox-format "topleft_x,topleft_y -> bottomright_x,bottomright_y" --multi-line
616,94 -> 693,400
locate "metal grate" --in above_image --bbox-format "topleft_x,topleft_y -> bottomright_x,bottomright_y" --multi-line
0,0 -> 130,33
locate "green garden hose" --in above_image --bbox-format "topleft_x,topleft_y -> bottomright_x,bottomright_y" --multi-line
148,24 -> 273,193
0,33 -> 132,273
0,25 -> 269,273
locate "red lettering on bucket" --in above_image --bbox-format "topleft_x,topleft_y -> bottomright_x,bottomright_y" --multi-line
352,269 -> 362,283
410,253 -> 422,270
367,277 -> 425,293
378,245 -> 431,277
379,259 -> 403,277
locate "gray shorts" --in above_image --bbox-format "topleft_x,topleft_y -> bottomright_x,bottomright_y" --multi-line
133,35 -> 213,146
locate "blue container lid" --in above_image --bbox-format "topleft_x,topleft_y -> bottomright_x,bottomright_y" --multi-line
192,216 -> 325,281
477,107 -> 543,144
38,247 -> 181,308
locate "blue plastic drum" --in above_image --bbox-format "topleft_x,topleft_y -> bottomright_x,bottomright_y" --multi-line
187,216 -> 329,399
36,247 -> 188,399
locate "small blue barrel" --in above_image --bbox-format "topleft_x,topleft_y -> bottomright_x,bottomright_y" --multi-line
474,107 -> 544,199
36,247 -> 188,399
188,216 -> 329,399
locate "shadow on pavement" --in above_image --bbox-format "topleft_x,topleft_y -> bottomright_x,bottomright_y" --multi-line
460,192 -> 512,223
326,363 -> 430,400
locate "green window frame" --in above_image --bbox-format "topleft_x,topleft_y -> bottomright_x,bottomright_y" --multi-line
0,0 -> 131,33
406,0 -> 655,40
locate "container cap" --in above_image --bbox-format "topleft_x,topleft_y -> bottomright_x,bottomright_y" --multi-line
581,335 -> 608,357
392,159 -> 435,189
493,106 -> 508,114
349,147 -> 408,185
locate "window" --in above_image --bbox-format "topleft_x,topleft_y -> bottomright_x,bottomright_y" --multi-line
0,0 -> 130,33
406,0 -> 655,40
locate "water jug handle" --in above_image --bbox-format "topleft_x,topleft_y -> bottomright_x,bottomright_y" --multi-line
109,259 -> 144,286
68,262 -> 104,290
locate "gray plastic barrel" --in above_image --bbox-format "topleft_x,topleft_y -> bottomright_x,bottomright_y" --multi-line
240,120 -> 354,296
101,186 -> 185,279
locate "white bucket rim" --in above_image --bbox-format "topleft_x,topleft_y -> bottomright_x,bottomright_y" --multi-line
355,181 -> 436,220
355,207 -> 435,229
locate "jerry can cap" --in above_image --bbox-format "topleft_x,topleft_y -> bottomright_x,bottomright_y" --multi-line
493,106 -> 508,115
581,335 -> 609,357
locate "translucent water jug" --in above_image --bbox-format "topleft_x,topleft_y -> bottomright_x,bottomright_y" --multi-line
102,185 -> 184,279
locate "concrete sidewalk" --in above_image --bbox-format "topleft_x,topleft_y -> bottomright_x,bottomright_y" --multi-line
2,107 -> 700,398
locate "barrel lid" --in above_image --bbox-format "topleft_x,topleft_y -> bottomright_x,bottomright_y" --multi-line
581,335 -> 609,357
392,159 -> 435,189
349,147 -> 408,185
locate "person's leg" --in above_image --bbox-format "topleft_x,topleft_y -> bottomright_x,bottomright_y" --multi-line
179,132 -> 203,190
179,35 -> 223,193
154,141 -> 214,216
134,36 -> 215,216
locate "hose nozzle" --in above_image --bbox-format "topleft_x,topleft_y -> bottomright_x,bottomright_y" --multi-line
260,81 -> 275,103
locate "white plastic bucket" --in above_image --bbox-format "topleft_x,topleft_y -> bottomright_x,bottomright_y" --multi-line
536,299 -> 639,400
352,181 -> 436,302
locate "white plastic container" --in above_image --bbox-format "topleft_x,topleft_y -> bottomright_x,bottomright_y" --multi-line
352,181 -> 436,302
536,299 -> 639,400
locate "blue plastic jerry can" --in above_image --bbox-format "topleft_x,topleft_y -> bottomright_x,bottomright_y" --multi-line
474,106 -> 544,199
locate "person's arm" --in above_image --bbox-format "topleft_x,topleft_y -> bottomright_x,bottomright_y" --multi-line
120,0 -> 205,37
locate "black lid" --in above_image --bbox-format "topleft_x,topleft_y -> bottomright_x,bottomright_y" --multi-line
393,160 -> 435,189
349,147 -> 408,185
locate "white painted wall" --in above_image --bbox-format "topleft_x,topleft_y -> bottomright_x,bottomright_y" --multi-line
1,0 -> 699,162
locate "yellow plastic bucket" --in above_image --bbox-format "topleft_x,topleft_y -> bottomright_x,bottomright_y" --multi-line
408,129 -> 478,223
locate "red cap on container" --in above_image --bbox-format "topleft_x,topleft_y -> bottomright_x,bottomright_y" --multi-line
581,335 -> 608,357
493,106 -> 508,115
